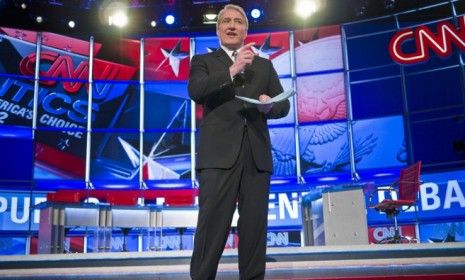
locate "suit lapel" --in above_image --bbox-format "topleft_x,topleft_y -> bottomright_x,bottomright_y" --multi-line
213,48 -> 258,98
241,59 -> 258,98
214,49 -> 233,68
214,49 -> 246,96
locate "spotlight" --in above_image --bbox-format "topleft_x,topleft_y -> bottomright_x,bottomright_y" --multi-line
150,20 -> 157,27
204,13 -> 217,21
202,6 -> 217,24
202,13 -> 217,24
20,2 -> 27,9
36,16 -> 43,23
250,8 -> 262,20
68,20 -> 76,28
294,0 -> 321,19
102,1 -> 128,28
165,14 -> 175,25
108,11 -> 128,27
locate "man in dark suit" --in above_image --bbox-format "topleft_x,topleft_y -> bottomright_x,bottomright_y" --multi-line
189,4 -> 290,280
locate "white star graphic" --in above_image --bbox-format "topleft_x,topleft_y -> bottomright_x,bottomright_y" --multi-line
107,101 -> 190,180
156,40 -> 189,77
58,138 -> 70,150
252,35 -> 282,59
206,47 -> 218,53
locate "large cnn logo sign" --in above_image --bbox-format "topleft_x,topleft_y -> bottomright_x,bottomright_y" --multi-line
389,16 -> 465,64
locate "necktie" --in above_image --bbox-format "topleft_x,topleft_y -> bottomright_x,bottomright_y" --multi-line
231,50 -> 245,87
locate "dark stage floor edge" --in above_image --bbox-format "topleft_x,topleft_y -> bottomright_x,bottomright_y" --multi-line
1,243 -> 465,280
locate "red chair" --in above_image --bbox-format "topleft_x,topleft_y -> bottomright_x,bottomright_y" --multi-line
369,161 -> 422,243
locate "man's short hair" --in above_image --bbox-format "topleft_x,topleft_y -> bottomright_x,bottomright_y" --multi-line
216,4 -> 248,30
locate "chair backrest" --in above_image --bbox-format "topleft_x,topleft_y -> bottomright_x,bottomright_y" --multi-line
398,161 -> 422,201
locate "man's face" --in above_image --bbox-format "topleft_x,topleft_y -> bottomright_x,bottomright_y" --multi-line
217,8 -> 247,50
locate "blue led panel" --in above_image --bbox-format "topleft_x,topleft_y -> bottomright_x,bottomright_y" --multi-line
144,82 -> 190,130
90,132 -> 140,182
353,115 -> 406,170
298,121 -> 349,175
0,126 -> 33,188
91,81 -> 140,129
350,76 -> 403,120
194,36 -> 219,55
410,114 -> 465,168
345,31 -> 397,70
405,66 -> 465,113
0,76 -> 35,128
343,17 -> 397,38
270,127 -> 296,177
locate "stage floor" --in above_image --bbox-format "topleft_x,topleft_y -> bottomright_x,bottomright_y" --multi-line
1,243 -> 465,280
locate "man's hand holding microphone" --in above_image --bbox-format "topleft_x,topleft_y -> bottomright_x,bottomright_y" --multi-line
229,42 -> 274,114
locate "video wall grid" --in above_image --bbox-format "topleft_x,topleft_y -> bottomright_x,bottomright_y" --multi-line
1,23 -> 386,191
4,1 -> 463,194
342,0 -> 465,173
1,2 -> 463,188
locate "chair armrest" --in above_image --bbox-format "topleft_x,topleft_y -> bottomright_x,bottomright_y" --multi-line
368,185 -> 396,209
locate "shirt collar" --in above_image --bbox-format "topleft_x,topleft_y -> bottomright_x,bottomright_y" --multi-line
220,45 -> 241,61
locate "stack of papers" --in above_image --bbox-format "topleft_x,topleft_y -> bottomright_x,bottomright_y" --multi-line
235,89 -> 295,105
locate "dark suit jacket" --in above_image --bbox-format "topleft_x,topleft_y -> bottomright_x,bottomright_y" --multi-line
188,48 -> 290,173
